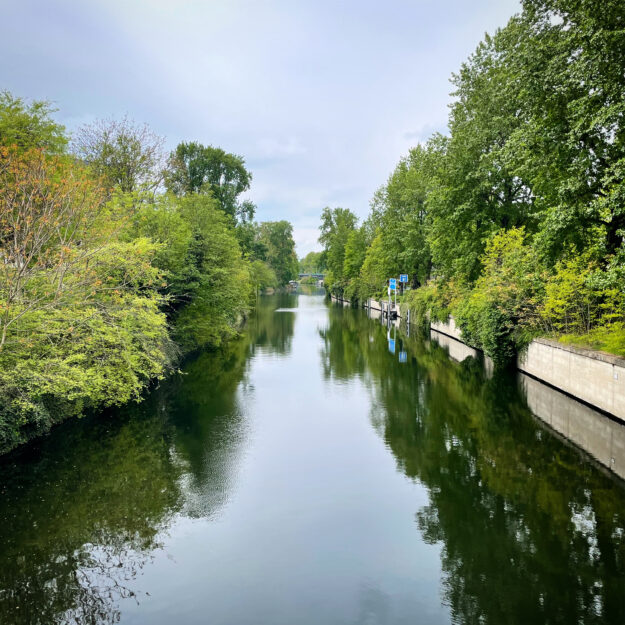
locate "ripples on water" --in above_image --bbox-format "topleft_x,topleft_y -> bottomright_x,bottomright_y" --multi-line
0,289 -> 624,624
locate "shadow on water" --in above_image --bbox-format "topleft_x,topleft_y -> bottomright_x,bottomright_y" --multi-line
0,294 -> 295,625
321,305 -> 625,625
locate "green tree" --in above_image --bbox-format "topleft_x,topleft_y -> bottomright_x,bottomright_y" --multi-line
503,0 -> 625,260
299,251 -> 325,274
0,91 -> 67,152
128,192 -> 252,350
258,221 -> 298,285
427,30 -> 535,282
373,142 -> 442,287
250,259 -> 278,291
343,228 -> 367,281
357,231 -> 394,300
165,142 -> 252,219
71,116 -> 165,193
318,207 -> 358,291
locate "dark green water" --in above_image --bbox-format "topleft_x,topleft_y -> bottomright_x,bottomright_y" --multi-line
1,290 -> 625,624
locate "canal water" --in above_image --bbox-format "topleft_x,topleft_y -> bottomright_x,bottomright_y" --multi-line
1,290 -> 624,624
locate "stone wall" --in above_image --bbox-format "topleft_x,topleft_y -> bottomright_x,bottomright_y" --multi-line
427,316 -> 625,422
518,338 -> 625,422
430,316 -> 463,341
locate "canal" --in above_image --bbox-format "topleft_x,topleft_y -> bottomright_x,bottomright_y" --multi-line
1,290 -> 624,624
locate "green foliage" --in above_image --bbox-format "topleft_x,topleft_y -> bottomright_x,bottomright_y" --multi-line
343,228 -> 367,281
250,260 -> 278,291
354,231 -> 393,301
318,207 -> 358,292
128,192 -> 253,350
299,250 -> 324,274
257,221 -> 298,285
0,91 -> 68,152
376,142 -> 441,286
0,94 -> 295,452
453,228 -> 544,365
403,282 -> 451,331
165,141 -> 252,219
71,116 -> 165,193
316,0 -> 625,362
0,239 -> 172,452
541,251 -> 625,339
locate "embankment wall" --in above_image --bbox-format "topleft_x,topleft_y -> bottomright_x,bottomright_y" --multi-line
430,316 -> 625,423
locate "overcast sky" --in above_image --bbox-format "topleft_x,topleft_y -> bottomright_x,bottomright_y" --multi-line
2,0 -> 520,255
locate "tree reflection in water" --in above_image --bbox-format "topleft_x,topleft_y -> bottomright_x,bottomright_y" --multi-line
0,294 -> 297,624
321,305 -> 625,625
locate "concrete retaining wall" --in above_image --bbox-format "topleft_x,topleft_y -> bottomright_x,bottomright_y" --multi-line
330,295 -> 352,307
335,297 -> 625,469
428,316 -> 625,423
518,338 -> 625,422
336,296 -> 625,422
430,317 -> 463,341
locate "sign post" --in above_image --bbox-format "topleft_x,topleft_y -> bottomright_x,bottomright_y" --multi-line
399,274 -> 408,296
388,278 -> 396,319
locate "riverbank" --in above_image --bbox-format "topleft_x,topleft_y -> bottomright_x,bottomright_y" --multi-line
334,296 -> 625,482
346,295 -> 625,424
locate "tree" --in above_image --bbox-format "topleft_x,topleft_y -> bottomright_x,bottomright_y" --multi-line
0,146 -> 109,350
503,0 -> 625,260
0,146 -> 171,450
128,192 -> 252,350
318,207 -> 358,289
357,231 -> 394,299
71,116 -> 165,194
165,142 -> 252,219
258,221 -> 298,285
250,259 -> 278,291
299,251 -> 325,274
343,228 -> 367,281
426,30 -> 535,282
373,142 -> 441,287
0,91 -> 67,153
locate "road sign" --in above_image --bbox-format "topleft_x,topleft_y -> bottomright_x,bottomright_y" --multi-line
399,351 -> 407,363
399,274 -> 408,283
388,338 -> 396,354
389,278 -> 397,290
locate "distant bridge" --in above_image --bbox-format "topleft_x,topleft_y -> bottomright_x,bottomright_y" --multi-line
298,273 -> 325,279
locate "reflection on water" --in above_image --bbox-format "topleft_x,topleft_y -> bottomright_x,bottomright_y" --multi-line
0,291 -> 624,625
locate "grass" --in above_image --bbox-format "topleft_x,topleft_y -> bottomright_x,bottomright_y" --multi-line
557,322 -> 625,358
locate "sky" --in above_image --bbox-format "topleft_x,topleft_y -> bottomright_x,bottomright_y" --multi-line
1,0 -> 520,255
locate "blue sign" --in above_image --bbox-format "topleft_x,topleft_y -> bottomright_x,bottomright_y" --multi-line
399,351 -> 407,363
389,278 -> 397,290
399,274 -> 408,283
388,339 -> 396,354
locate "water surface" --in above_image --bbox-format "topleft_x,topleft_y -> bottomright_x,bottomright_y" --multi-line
1,290 -> 624,624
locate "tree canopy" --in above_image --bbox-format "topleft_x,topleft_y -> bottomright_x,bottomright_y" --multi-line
165,142 -> 252,219
317,0 -> 625,362
0,92 -> 295,452
71,116 -> 165,194
0,91 -> 67,153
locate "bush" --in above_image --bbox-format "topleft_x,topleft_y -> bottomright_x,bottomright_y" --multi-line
403,282 -> 452,330
452,228 -> 544,365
